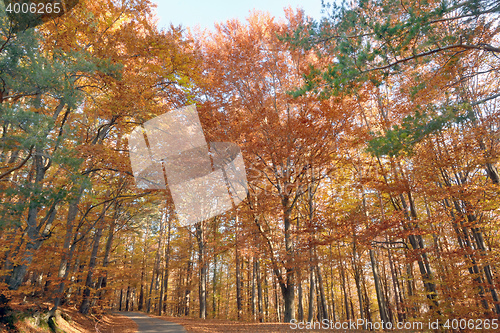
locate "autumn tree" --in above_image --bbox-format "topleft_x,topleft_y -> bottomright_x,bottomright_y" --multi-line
195,9 -> 350,322
0,0 -> 199,319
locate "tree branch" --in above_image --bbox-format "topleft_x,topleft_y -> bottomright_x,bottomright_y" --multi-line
0,146 -> 34,180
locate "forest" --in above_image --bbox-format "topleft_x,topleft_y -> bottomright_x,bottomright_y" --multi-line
0,0 -> 499,331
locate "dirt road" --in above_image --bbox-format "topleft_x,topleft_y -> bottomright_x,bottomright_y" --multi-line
117,312 -> 187,333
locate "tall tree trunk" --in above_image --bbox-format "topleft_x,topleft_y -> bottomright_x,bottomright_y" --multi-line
147,212 -> 165,313
264,267 -> 270,320
282,203 -> 295,322
274,276 -> 281,321
466,211 -> 500,314
212,252 -> 217,318
250,192 -> 296,323
380,253 -> 393,322
387,245 -> 404,321
79,226 -> 103,314
351,241 -> 364,322
328,244 -> 337,322
256,258 -> 263,322
315,263 -> 328,321
196,222 -> 207,319
160,215 -> 171,316
119,289 -> 123,311
184,231 -> 193,316
211,218 -> 218,318
138,224 -> 149,312
400,192 -> 440,310
307,264 -> 315,322
373,154 -> 440,311
235,219 -> 242,320
251,257 -> 257,320
95,216 -> 116,303
370,249 -> 390,323
138,274 -> 145,311
297,270 -> 304,321
50,189 -> 83,313
7,147 -> 58,290
361,268 -> 372,322
338,244 -> 349,321
125,285 -> 131,311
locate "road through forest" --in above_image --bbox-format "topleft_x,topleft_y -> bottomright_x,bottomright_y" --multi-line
117,312 -> 187,333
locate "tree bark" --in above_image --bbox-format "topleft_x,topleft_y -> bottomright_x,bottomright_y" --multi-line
235,218 -> 242,320
50,188 -> 83,312
307,264 -> 315,322
125,285 -> 131,311
79,225 -> 103,314
95,214 -> 117,306
8,151 -> 55,289
184,231 -> 193,316
256,258 -> 264,322
195,222 -> 207,319
282,201 -> 295,322
160,214 -> 171,316
251,257 -> 257,320
297,269 -> 304,321
147,212 -> 165,313
370,249 -> 390,323
315,263 -> 328,321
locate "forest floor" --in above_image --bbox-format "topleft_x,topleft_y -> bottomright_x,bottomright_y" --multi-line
2,297 -> 374,333
151,315 -> 300,332
1,299 -> 138,333
150,315 -> 369,333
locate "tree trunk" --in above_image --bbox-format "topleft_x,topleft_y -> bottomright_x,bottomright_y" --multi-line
119,289 -> 123,311
125,285 -> 131,311
160,215 -> 172,315
328,245 -> 337,321
387,245 -> 404,321
315,263 -> 328,320
264,267 -> 269,320
275,276 -> 281,321
361,268 -> 372,322
400,192 -> 440,310
282,203 -> 295,322
256,258 -> 263,322
195,222 -> 207,319
7,147 -> 57,290
147,212 -> 165,313
307,264 -> 315,322
235,220 -> 242,320
79,226 -> 103,314
50,189 -> 83,312
95,215 -> 116,305
338,244 -> 349,320
251,257 -> 257,320
370,249 -> 390,323
184,231 -> 193,316
212,252 -> 217,318
351,230 -> 364,322
297,270 -> 304,321
138,225 -> 149,312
